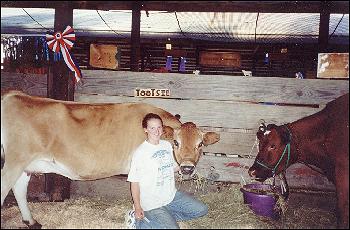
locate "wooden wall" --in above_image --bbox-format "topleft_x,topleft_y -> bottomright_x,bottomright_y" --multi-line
75,70 -> 349,191
1,71 -> 47,96
73,37 -> 350,78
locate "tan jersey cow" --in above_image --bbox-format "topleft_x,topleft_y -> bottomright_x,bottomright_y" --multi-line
1,90 -> 220,228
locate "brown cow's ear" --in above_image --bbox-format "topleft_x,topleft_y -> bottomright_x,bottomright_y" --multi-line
203,132 -> 220,146
257,131 -> 264,140
277,126 -> 291,144
257,122 -> 267,140
162,126 -> 174,140
267,124 -> 278,130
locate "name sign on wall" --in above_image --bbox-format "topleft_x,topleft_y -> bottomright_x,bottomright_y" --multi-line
317,53 -> 349,79
199,52 -> 241,67
134,88 -> 171,97
89,44 -> 120,70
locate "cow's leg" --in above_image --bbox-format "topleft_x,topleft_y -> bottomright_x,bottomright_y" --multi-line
1,164 -> 21,206
335,161 -> 349,229
1,172 -> 12,206
12,172 -> 42,229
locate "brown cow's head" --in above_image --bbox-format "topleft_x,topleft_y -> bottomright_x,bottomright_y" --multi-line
162,122 -> 220,177
248,123 -> 293,181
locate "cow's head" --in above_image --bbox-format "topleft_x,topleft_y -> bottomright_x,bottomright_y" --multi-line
248,123 -> 293,181
162,122 -> 220,177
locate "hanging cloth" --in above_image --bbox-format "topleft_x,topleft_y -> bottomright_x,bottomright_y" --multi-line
165,55 -> 173,71
179,57 -> 186,72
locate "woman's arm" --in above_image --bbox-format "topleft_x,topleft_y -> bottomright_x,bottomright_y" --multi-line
130,182 -> 144,219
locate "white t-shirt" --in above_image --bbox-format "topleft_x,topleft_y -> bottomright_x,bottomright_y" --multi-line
127,140 -> 177,211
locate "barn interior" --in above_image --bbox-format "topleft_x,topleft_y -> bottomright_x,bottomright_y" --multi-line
1,1 -> 349,229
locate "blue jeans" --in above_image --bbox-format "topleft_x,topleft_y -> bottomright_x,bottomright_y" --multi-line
136,190 -> 208,229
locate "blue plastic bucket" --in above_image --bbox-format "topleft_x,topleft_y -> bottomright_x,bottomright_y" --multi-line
240,183 -> 280,219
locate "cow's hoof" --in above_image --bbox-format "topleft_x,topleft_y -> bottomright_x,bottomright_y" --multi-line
22,220 -> 42,229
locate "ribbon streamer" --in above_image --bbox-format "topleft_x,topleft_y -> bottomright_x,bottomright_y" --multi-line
46,26 -> 82,82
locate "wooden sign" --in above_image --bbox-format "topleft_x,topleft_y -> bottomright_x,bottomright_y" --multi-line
134,88 -> 170,97
199,52 -> 241,67
89,44 -> 119,70
317,53 -> 349,79
269,53 -> 288,61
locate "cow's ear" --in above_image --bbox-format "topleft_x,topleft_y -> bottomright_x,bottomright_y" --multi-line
267,124 -> 278,130
203,132 -> 220,146
257,130 -> 264,140
278,126 -> 291,144
257,123 -> 266,140
162,126 -> 174,140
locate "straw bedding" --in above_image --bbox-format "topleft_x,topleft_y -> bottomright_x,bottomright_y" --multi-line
1,178 -> 337,229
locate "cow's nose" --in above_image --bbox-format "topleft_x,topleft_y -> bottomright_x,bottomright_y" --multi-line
180,165 -> 195,175
248,169 -> 256,177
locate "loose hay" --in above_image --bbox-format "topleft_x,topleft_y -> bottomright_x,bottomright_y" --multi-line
1,182 -> 337,229
1,196 -> 133,229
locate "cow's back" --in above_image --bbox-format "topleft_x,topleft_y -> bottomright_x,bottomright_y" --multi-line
324,93 -> 349,148
321,93 -> 349,180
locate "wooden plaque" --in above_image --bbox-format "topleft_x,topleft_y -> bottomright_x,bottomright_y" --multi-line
317,53 -> 349,79
199,52 -> 241,67
89,44 -> 119,70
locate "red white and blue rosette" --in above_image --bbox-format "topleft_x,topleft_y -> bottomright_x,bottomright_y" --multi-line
46,26 -> 82,82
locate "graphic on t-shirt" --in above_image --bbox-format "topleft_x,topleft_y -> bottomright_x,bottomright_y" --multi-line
152,149 -> 173,187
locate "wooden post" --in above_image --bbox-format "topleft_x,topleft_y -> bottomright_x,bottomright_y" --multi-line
252,45 -> 259,76
195,46 -> 200,70
130,1 -> 141,71
318,2 -> 330,53
46,2 -> 74,201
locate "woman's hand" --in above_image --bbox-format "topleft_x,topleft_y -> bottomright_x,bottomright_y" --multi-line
134,207 -> 144,220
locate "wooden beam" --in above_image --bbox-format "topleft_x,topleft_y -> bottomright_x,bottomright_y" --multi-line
318,2 -> 330,53
46,1 -> 74,202
130,1 -> 141,71
48,2 -> 75,101
1,1 -> 349,14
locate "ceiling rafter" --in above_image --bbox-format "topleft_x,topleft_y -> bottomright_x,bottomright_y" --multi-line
1,1 -> 349,14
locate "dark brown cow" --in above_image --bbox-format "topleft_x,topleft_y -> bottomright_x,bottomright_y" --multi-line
1,90 -> 220,228
248,93 -> 349,229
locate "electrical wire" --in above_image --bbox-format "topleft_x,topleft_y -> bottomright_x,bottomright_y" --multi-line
22,8 -> 50,31
175,11 -> 186,38
96,10 -> 127,38
329,14 -> 345,40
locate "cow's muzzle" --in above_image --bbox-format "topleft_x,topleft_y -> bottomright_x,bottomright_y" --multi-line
248,167 -> 269,182
180,165 -> 195,175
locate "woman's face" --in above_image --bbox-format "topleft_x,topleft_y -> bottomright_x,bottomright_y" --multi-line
144,118 -> 163,144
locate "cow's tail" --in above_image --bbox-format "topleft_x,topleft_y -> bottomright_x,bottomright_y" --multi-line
1,123 -> 4,169
1,95 -> 6,170
1,121 -> 4,169
1,145 -> 4,170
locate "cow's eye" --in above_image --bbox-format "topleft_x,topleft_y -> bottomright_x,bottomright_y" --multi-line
174,140 -> 179,147
198,142 -> 203,148
270,144 -> 276,150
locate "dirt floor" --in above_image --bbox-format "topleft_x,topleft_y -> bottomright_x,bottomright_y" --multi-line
1,176 -> 337,229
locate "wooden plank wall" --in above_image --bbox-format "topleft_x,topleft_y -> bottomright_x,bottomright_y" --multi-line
0,71 -> 47,96
74,37 -> 320,77
75,70 -> 349,190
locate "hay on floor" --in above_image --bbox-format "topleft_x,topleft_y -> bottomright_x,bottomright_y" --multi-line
1,181 -> 337,229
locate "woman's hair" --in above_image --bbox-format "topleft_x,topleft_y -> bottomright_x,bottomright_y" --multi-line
142,113 -> 163,128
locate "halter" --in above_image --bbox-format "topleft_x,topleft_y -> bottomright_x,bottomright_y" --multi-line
255,125 -> 292,177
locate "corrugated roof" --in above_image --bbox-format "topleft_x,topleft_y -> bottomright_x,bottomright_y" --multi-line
1,8 -> 349,44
